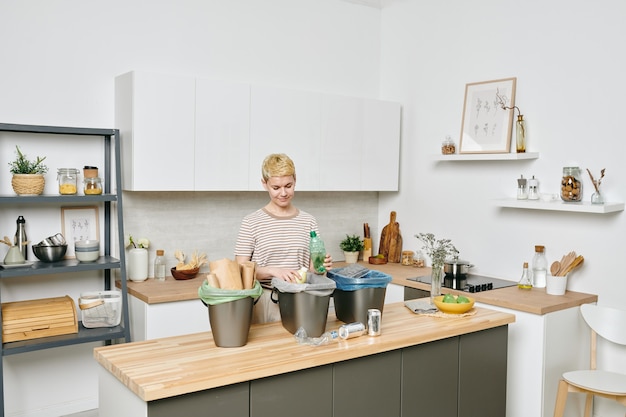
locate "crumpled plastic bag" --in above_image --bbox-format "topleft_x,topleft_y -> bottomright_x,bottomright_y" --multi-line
271,273 -> 336,297
327,266 -> 392,291
198,279 -> 263,306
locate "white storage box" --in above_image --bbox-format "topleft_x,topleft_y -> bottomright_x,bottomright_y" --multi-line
79,291 -> 122,328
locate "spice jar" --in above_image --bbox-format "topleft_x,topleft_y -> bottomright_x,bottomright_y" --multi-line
401,250 -> 414,266
441,135 -> 456,155
561,167 -> 582,202
414,251 -> 425,268
84,177 -> 103,195
57,168 -> 79,195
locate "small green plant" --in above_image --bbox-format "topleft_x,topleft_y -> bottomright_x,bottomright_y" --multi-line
8,146 -> 48,174
339,234 -> 364,252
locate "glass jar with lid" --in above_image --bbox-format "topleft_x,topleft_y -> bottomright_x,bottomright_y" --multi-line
441,135 -> 456,155
84,177 -> 103,195
561,167 -> 582,202
57,168 -> 79,195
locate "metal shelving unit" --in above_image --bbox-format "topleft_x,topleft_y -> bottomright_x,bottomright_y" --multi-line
0,123 -> 131,417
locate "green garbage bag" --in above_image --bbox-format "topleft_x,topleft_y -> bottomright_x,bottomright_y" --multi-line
198,279 -> 263,306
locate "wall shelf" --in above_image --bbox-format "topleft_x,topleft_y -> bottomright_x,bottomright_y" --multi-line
0,123 -> 131,417
494,198 -> 624,214
434,152 -> 539,161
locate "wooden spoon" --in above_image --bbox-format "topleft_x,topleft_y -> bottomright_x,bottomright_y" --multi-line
550,261 -> 561,276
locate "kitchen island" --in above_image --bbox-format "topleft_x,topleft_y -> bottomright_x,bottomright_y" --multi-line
95,301 -> 514,417
118,262 -> 597,417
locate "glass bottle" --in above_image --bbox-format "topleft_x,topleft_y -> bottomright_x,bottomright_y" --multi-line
309,231 -> 326,274
517,175 -> 528,200
515,114 -> 526,153
14,216 -> 27,260
532,245 -> 547,288
517,262 -> 532,289
154,249 -> 166,281
561,167 -> 582,202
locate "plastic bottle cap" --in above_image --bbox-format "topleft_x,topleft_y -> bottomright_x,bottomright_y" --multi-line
310,231 -> 317,238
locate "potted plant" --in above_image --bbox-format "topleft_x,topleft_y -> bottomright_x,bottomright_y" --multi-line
8,145 -> 48,195
339,234 -> 364,264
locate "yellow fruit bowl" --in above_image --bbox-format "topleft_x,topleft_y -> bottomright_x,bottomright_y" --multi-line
433,295 -> 475,314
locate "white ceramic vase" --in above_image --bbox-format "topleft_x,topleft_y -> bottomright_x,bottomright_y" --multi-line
128,248 -> 148,282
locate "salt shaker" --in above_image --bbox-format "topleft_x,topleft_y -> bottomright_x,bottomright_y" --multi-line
528,176 -> 539,200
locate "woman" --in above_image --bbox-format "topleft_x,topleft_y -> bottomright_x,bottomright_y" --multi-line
235,153 -> 332,324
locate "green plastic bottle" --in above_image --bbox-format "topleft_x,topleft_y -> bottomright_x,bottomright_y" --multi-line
309,231 -> 326,274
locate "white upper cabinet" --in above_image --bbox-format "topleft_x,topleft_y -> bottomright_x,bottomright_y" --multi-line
116,71 -> 401,191
249,85 -> 322,191
361,99 -> 401,191
195,78 -> 251,191
320,95 -> 401,191
116,71 -> 196,191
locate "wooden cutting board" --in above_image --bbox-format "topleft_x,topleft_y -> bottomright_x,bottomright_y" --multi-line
379,211 -> 402,263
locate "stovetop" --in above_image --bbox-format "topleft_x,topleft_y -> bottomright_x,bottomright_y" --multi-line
407,274 -> 517,293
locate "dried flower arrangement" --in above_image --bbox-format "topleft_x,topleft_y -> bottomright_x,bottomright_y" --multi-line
586,168 -> 605,193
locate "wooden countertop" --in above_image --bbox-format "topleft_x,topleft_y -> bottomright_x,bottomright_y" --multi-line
94,301 -> 514,402
118,261 -> 597,315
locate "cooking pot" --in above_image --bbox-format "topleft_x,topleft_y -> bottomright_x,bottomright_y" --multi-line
443,260 -> 474,277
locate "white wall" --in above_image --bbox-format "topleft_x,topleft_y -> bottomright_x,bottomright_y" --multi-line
3,0 -> 625,416
378,1 -> 626,416
0,1 -> 381,416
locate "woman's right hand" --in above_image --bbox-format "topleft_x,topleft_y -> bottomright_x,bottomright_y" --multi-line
259,266 -> 301,283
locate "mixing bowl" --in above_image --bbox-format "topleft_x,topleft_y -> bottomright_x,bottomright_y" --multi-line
32,244 -> 67,263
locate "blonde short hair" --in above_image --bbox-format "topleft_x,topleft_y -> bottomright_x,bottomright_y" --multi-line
261,153 -> 296,182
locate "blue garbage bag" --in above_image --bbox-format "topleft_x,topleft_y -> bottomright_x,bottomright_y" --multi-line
327,265 -> 392,291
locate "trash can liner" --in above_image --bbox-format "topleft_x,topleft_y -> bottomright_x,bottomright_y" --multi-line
327,266 -> 392,291
198,279 -> 263,306
271,273 -> 336,297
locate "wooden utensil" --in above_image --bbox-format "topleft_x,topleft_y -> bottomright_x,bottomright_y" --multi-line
550,261 -> 560,276
561,255 -> 584,276
557,251 -> 576,276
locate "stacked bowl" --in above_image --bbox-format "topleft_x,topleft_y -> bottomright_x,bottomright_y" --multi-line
75,240 -> 100,262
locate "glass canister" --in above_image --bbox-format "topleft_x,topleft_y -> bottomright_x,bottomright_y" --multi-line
441,135 -> 456,155
84,177 -> 103,195
57,168 -> 79,195
561,167 -> 582,202
401,250 -> 414,266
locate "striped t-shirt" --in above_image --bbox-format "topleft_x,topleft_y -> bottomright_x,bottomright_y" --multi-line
234,208 -> 320,276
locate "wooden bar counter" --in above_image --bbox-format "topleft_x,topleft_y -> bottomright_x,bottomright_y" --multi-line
95,301 -> 514,417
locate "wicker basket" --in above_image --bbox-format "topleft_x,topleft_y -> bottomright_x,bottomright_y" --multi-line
11,174 -> 45,195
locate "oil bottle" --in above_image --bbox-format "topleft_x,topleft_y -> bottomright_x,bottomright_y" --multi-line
518,262 -> 532,289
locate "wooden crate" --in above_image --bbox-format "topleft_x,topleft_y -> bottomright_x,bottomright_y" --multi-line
2,295 -> 78,343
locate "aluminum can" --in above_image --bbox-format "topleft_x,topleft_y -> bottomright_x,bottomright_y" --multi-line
367,308 -> 381,336
338,322 -> 366,339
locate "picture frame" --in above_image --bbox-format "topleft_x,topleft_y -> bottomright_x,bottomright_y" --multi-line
61,206 -> 100,258
459,77 -> 517,154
